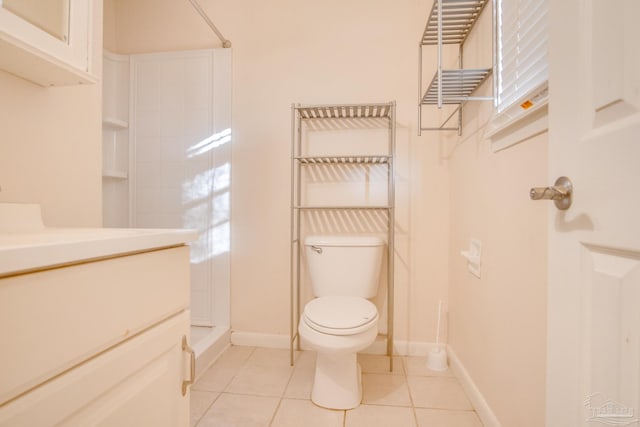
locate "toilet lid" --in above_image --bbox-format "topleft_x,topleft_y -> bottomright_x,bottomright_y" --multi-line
303,296 -> 378,336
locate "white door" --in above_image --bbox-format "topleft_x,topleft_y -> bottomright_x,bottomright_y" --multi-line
547,0 -> 640,426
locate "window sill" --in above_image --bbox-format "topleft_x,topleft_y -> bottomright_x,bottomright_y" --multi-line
488,105 -> 548,152
487,83 -> 549,152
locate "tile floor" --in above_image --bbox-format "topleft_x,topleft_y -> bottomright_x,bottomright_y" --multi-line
190,346 -> 483,427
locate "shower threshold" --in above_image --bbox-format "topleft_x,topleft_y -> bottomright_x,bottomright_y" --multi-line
190,325 -> 231,379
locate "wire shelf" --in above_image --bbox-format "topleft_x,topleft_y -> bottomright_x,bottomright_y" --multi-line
296,103 -> 393,119
293,205 -> 392,210
295,155 -> 391,165
420,0 -> 490,46
421,68 -> 492,105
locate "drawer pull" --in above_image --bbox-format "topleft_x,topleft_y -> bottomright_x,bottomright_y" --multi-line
181,335 -> 195,396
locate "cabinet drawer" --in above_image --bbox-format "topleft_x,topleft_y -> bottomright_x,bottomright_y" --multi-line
0,310 -> 191,426
0,246 -> 190,406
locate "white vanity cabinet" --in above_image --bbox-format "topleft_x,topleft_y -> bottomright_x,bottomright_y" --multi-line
0,238 -> 195,426
0,0 -> 97,86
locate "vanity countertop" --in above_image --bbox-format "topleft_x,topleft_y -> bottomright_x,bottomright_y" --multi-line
0,203 -> 197,276
0,227 -> 197,277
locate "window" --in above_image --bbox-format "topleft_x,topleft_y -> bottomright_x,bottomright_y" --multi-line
488,0 -> 549,147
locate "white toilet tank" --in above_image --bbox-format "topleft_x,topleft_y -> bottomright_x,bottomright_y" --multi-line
304,235 -> 385,298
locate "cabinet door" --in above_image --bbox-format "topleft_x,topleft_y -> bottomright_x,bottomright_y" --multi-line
0,246 -> 191,406
0,0 -> 97,85
0,311 -> 192,427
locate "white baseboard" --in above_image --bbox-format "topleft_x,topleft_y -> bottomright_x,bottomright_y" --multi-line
229,331 -> 446,357
447,345 -> 502,427
230,331 -> 290,349
392,340 -> 445,356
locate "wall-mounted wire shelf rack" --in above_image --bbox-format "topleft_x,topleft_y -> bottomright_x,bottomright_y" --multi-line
290,102 -> 396,372
418,0 -> 493,135
296,104 -> 393,119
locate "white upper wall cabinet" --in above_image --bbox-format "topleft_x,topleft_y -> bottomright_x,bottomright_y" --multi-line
0,0 -> 97,86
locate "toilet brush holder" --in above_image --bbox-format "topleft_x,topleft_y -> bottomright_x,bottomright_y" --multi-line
428,300 -> 448,371
427,348 -> 448,371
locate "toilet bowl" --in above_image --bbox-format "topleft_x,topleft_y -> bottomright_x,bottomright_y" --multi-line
299,296 -> 379,409
299,235 -> 385,410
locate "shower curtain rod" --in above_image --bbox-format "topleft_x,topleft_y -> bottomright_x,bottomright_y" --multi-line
187,0 -> 232,48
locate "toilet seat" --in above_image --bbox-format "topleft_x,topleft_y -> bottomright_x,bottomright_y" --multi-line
303,296 -> 378,336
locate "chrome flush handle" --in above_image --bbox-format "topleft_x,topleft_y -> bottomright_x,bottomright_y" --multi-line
530,176 -> 573,210
310,245 -> 323,254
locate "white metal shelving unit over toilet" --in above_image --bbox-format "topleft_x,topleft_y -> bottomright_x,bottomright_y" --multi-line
290,102 -> 396,371
418,0 -> 493,135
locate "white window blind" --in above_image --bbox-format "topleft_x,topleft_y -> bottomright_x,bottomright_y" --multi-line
496,0 -> 549,112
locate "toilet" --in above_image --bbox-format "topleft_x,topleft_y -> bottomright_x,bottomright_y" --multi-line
298,235 -> 385,410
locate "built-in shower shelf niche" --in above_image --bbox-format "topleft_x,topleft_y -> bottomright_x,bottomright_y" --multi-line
102,117 -> 129,130
102,51 -> 131,228
101,138 -> 128,178
102,51 -> 130,122
102,122 -> 129,180
102,169 -> 128,180
101,51 -> 130,179
102,116 -> 129,179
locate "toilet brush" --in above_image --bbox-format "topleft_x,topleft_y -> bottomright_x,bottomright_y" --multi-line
427,299 -> 448,371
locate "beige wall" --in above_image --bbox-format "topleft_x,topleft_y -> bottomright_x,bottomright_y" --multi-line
103,0 -> 116,52
109,0 -> 450,345
0,3 -> 103,227
444,6 -> 547,427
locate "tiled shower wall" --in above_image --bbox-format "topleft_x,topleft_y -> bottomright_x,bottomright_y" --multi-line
130,49 -> 231,327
